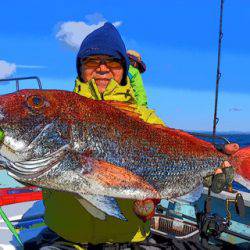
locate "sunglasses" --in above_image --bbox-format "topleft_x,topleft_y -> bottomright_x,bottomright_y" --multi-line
82,57 -> 123,69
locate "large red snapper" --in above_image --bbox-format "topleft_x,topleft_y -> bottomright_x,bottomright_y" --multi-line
0,90 -> 249,220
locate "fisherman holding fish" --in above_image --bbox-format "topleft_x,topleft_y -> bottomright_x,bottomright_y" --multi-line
0,22 -> 243,249
47,23 -> 237,249
25,22 -> 166,249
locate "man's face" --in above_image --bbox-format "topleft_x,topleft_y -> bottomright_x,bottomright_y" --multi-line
80,55 -> 124,93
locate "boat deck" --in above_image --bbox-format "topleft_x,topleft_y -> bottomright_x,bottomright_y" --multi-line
0,170 -> 249,249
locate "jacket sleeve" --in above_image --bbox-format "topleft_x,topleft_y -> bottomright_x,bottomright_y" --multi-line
129,68 -> 148,106
73,80 -> 80,93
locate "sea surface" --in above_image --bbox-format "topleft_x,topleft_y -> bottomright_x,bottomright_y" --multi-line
0,133 -> 250,188
217,133 -> 250,147
194,132 -> 250,148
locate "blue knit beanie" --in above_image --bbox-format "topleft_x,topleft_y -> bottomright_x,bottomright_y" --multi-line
76,22 -> 129,85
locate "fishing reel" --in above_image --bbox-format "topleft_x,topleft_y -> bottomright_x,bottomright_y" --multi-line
226,192 -> 245,221
197,212 -> 229,239
198,188 -> 246,242
197,190 -> 229,239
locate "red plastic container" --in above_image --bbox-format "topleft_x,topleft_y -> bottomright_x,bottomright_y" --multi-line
0,186 -> 42,206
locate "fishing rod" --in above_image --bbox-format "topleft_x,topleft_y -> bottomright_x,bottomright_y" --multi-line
212,0 -> 224,138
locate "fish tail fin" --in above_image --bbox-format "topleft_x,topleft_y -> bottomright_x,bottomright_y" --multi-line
230,146 -> 250,189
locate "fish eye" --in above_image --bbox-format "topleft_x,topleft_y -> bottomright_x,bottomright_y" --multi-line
27,95 -> 45,109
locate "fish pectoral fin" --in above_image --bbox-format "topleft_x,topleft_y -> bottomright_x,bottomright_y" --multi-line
77,196 -> 106,220
80,156 -> 159,199
77,194 -> 127,221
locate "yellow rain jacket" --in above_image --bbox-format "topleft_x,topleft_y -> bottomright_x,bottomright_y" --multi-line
43,78 -> 165,245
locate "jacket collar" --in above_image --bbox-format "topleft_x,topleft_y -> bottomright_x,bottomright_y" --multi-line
75,78 -> 136,103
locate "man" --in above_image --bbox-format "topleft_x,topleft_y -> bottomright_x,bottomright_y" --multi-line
127,49 -> 148,106
34,23 -> 164,250
25,22 -> 238,249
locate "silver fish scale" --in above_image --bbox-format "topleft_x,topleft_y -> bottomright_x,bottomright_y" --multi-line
32,121 -> 70,157
0,91 -> 229,202
33,152 -> 86,194
77,123 -> 224,195
16,120 -> 224,199
2,116 -> 224,199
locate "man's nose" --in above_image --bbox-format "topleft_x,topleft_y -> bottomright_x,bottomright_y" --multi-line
97,64 -> 110,72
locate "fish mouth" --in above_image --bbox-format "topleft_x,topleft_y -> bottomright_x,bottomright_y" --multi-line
0,122 -> 56,156
0,120 -> 62,171
0,145 -> 69,180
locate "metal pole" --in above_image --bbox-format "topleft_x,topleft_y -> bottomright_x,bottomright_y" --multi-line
213,0 -> 225,137
0,76 -> 43,90
35,76 -> 43,89
16,80 -> 19,92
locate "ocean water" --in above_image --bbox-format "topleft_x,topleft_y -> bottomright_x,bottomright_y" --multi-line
219,133 -> 250,147
194,133 -> 250,147
0,133 -> 250,188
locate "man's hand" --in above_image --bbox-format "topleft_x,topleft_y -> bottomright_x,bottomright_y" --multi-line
204,162 -> 235,194
133,199 -> 160,222
223,143 -> 239,155
204,143 -> 239,193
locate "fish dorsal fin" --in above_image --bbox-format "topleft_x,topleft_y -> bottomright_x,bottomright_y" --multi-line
106,101 -> 166,128
106,101 -> 141,119
106,102 -> 216,153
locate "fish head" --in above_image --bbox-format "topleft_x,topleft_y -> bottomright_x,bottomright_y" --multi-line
0,89 -> 73,183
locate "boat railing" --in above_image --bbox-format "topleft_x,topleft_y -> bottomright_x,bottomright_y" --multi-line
0,76 -> 43,91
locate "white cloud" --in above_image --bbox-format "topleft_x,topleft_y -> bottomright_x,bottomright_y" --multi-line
85,13 -> 106,24
0,60 -> 46,80
56,21 -> 105,50
16,65 -> 46,69
56,14 -> 122,50
112,21 -> 122,27
0,60 -> 16,79
229,107 -> 242,112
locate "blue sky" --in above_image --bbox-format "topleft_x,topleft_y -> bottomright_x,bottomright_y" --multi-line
0,0 -> 249,132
